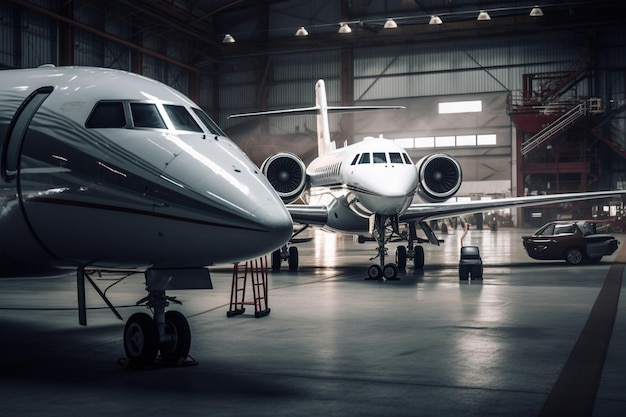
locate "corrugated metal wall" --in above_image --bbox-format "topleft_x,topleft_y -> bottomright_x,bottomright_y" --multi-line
353,33 -> 588,100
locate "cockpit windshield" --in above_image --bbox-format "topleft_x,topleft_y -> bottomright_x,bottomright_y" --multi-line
353,152 -> 414,165
192,108 -> 226,136
163,105 -> 203,132
130,103 -> 166,128
86,100 -> 225,136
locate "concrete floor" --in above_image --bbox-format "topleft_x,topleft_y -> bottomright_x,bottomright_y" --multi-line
0,227 -> 625,416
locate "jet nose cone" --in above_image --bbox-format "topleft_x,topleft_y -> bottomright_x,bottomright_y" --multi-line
250,201 -> 293,248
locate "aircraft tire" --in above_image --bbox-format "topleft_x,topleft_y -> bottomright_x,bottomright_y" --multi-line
124,312 -> 159,367
413,246 -> 425,269
159,311 -> 191,363
367,265 -> 383,280
271,249 -> 281,272
383,263 -> 398,279
395,246 -> 407,269
288,246 -> 299,271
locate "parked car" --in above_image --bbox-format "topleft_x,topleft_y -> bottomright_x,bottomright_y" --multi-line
522,220 -> 620,265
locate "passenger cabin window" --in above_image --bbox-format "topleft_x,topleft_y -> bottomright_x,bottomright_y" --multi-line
359,153 -> 370,164
373,152 -> 387,164
164,105 -> 203,132
350,154 -> 360,165
86,102 -> 126,128
130,103 -> 166,128
389,153 -> 403,164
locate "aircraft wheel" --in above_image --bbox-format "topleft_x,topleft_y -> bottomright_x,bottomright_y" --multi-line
413,246 -> 425,269
271,249 -> 281,272
159,311 -> 191,363
395,246 -> 407,269
288,246 -> 299,271
564,248 -> 583,265
124,312 -> 159,367
383,263 -> 398,280
367,264 -> 383,280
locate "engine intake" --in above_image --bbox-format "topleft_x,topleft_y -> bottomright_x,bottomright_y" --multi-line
416,153 -> 462,203
261,152 -> 307,204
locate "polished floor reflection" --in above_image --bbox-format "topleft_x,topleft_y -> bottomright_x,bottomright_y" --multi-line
0,227 -> 624,416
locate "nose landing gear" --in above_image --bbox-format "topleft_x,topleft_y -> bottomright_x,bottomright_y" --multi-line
123,291 -> 192,368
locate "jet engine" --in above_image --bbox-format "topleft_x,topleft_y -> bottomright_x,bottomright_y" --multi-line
261,152 -> 307,204
415,153 -> 462,203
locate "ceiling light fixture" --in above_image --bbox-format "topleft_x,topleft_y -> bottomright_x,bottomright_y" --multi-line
477,10 -> 491,21
295,27 -> 309,36
429,15 -> 443,25
338,23 -> 352,34
530,6 -> 544,16
222,34 -> 235,43
383,18 -> 397,29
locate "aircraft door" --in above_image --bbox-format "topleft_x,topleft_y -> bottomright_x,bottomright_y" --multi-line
2,86 -> 53,182
0,86 -> 59,274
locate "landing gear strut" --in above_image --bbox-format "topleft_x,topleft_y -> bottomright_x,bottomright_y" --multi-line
367,214 -> 400,280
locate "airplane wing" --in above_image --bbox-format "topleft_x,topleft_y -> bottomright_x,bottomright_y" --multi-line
286,205 -> 328,226
399,190 -> 626,223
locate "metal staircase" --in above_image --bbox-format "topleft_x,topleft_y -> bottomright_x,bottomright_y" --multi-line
521,98 -> 602,156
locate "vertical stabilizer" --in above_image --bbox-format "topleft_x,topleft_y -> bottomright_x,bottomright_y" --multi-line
315,79 -> 333,156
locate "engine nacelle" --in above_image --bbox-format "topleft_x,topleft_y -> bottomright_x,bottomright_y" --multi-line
261,152 -> 307,204
416,153 -> 462,203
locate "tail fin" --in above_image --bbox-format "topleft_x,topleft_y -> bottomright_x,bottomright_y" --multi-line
315,79 -> 333,156
228,79 -> 404,157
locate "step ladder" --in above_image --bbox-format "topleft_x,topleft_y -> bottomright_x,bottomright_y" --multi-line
227,256 -> 270,318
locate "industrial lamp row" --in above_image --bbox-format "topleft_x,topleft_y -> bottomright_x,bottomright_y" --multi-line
223,5 -> 544,43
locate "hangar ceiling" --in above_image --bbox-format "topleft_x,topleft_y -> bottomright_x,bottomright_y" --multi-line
8,0 -> 626,73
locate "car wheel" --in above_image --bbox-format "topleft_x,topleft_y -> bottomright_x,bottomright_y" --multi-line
564,248 -> 583,265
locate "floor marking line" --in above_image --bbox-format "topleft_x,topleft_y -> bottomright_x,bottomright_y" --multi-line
538,247 -> 625,417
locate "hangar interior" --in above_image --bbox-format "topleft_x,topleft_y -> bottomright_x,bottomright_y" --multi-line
3,2 -> 626,417
2,0 -> 626,227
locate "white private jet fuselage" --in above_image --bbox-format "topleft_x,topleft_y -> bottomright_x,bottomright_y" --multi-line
0,65 -> 293,367
304,138 -> 418,232
0,66 -> 292,275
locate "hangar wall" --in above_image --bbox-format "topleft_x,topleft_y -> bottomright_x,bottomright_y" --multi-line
2,0 -> 626,211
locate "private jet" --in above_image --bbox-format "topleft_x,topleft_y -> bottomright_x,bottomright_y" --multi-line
230,79 -> 626,280
0,65 -> 293,367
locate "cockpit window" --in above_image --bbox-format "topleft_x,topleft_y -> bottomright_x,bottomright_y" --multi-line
402,153 -> 412,164
373,152 -> 387,164
193,108 -> 225,136
350,154 -> 360,165
359,153 -> 370,164
86,102 -> 126,128
130,103 -> 166,128
389,153 -> 403,164
164,105 -> 203,132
